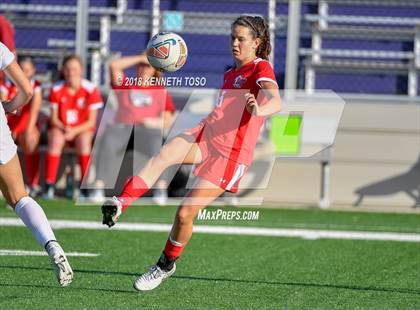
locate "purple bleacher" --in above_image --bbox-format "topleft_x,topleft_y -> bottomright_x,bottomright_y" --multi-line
181,34 -> 229,54
89,0 -> 116,7
1,0 -> 77,5
274,35 -> 287,89
329,5 -> 420,18
110,31 -> 150,55
316,73 -> 405,94
276,2 -> 318,15
314,4 -> 419,95
15,29 -> 75,49
160,0 -> 267,15
322,40 -> 409,52
125,0 -> 153,10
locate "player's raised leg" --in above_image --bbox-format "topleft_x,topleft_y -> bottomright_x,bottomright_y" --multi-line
102,135 -> 202,227
0,154 -> 73,286
133,178 -> 224,291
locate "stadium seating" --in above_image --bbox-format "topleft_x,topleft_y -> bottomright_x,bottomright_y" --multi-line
1,0 -> 418,95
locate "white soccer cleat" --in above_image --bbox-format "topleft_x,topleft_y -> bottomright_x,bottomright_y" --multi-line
133,263 -> 176,292
46,241 -> 73,287
101,196 -> 123,227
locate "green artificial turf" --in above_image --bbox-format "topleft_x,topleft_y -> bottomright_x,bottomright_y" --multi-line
0,199 -> 419,309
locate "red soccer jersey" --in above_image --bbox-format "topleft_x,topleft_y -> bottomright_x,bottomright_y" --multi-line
202,58 -> 278,166
112,74 -> 175,124
3,79 -> 42,135
49,79 -> 103,127
0,16 -> 15,53
0,17 -> 15,82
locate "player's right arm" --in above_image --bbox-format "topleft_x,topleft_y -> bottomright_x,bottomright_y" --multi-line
109,54 -> 148,86
2,61 -> 33,113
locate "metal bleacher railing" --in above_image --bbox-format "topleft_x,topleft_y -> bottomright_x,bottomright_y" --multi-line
300,0 -> 420,97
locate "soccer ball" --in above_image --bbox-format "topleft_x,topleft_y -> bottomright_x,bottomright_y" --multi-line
146,32 -> 188,73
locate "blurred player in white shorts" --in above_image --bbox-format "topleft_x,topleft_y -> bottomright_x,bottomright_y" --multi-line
0,41 -> 73,286
0,103 -> 16,164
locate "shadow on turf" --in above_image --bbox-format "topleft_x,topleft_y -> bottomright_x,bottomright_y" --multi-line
1,264 -> 420,296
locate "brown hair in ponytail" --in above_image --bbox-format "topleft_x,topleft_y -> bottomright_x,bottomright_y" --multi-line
232,15 -> 271,60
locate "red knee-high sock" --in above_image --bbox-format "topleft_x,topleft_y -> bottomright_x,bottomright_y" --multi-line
118,176 -> 149,212
45,154 -> 60,184
163,236 -> 185,260
24,153 -> 40,186
78,154 -> 90,181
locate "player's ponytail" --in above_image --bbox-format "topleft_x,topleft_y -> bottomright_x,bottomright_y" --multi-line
232,15 -> 271,60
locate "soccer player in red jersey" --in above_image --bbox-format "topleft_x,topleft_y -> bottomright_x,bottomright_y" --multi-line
44,55 -> 103,199
101,15 -> 281,291
1,57 -> 43,197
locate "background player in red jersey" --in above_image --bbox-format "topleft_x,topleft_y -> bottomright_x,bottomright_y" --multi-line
44,54 -> 103,199
0,15 -> 15,84
101,15 -> 281,291
0,57 -> 42,197
92,52 -> 175,204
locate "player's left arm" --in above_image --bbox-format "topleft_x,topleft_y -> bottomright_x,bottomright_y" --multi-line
245,81 -> 281,117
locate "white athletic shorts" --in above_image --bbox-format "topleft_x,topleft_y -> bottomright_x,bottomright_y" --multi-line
0,103 -> 17,165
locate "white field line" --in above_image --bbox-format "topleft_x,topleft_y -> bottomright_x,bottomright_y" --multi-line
0,249 -> 99,257
1,217 -> 419,243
